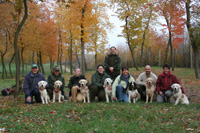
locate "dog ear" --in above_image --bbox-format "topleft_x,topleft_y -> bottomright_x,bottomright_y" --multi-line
151,78 -> 155,84
134,82 -> 137,89
79,80 -> 82,84
38,81 -> 41,86
171,84 -> 174,89
177,84 -> 181,88
84,80 -> 88,84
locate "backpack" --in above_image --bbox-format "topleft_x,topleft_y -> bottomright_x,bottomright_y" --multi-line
1,88 -> 13,96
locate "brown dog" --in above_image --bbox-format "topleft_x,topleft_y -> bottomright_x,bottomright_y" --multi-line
145,78 -> 155,103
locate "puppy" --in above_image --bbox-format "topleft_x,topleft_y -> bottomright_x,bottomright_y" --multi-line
171,83 -> 189,105
104,78 -> 113,103
79,79 -> 90,103
128,81 -> 140,103
52,80 -> 64,103
38,81 -> 50,104
145,78 -> 155,103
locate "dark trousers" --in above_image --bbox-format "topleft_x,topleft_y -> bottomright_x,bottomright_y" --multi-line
105,70 -> 120,81
89,85 -> 106,102
136,84 -> 146,101
25,88 -> 41,104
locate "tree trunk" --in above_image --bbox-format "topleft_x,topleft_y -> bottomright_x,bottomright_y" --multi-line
64,58 -> 67,73
21,47 -> 25,77
185,0 -> 200,79
84,54 -> 87,71
14,0 -> 28,98
125,16 -> 139,71
32,51 -> 35,64
190,45 -> 193,68
37,52 -> 41,71
39,51 -> 45,75
81,5 -> 86,75
70,30 -> 73,75
9,52 -> 15,78
75,49 -> 80,68
58,28 -> 63,73
140,5 -> 152,66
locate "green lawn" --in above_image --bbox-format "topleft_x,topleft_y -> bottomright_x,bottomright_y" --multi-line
0,67 -> 200,132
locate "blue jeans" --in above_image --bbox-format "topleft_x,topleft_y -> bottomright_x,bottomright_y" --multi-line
116,84 -> 128,103
25,88 -> 41,104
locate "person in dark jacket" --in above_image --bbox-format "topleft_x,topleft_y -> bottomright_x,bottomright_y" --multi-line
68,68 -> 87,102
89,64 -> 110,102
156,64 -> 185,103
47,66 -> 67,100
23,64 -> 48,104
104,46 -> 121,80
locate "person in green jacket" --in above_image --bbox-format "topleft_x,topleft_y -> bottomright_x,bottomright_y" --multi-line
112,66 -> 135,102
89,64 -> 110,102
104,46 -> 121,80
47,66 -> 68,100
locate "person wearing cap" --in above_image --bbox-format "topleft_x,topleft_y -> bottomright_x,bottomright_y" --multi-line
136,65 -> 157,101
68,68 -> 87,102
89,64 -> 110,102
47,66 -> 67,100
156,64 -> 185,103
104,46 -> 121,80
112,66 -> 135,103
23,64 -> 48,104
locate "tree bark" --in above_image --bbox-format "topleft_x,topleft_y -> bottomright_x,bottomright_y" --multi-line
125,16 -> 138,71
58,28 -> 63,73
32,51 -> 35,64
70,30 -> 73,75
9,52 -> 15,78
185,0 -> 200,79
14,0 -> 28,98
190,45 -> 193,68
39,51 -> 45,75
140,5 -> 152,66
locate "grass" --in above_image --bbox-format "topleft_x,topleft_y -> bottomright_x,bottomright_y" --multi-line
0,67 -> 200,132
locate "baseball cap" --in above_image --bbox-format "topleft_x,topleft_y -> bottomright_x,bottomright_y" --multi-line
31,64 -> 38,69
53,66 -> 60,71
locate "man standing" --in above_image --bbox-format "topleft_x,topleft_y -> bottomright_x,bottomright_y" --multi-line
104,46 -> 121,80
23,64 -> 48,104
136,65 -> 157,101
47,66 -> 67,100
68,68 -> 87,102
89,64 -> 110,102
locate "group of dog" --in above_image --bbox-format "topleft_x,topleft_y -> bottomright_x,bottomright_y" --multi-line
38,77 -> 189,105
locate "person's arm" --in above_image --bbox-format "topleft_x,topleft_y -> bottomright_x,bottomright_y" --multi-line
91,74 -> 103,87
113,55 -> 121,70
47,76 -> 54,90
173,75 -> 185,94
104,56 -> 110,70
156,75 -> 161,93
112,76 -> 120,98
60,76 -> 65,90
23,76 -> 30,96
68,77 -> 74,90
136,73 -> 145,86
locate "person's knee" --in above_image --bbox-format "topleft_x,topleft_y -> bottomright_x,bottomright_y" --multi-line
156,95 -> 164,103
165,90 -> 173,97
76,93 -> 83,102
98,90 -> 106,101
116,84 -> 123,90
72,86 -> 78,92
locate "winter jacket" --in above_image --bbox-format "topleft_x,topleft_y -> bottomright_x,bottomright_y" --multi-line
23,71 -> 47,96
68,75 -> 86,96
112,74 -> 135,98
136,72 -> 157,86
156,72 -> 184,93
104,54 -> 121,79
47,73 -> 65,91
91,71 -> 110,88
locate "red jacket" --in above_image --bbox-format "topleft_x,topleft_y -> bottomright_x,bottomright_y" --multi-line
156,71 -> 184,93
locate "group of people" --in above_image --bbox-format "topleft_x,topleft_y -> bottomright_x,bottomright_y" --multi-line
23,46 -> 185,104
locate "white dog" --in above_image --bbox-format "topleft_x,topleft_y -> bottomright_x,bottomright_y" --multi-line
145,78 -> 155,103
104,78 -> 113,103
79,79 -> 90,103
128,81 -> 140,103
171,83 -> 189,105
38,81 -> 50,104
52,80 -> 64,103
